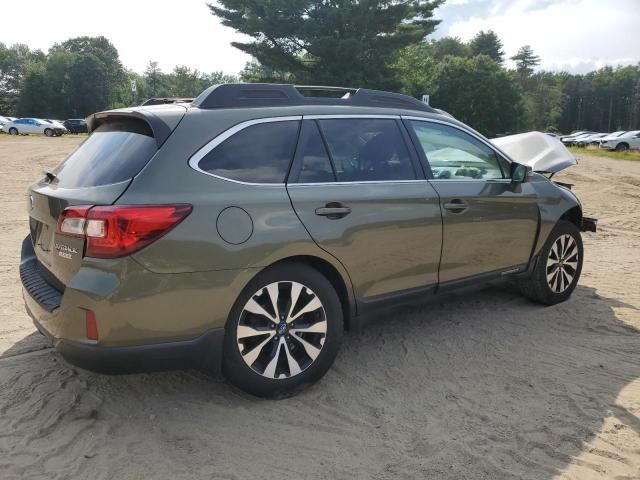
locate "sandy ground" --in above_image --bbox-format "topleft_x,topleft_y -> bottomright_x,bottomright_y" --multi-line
0,136 -> 639,480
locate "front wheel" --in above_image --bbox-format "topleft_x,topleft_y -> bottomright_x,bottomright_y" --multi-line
519,220 -> 583,305
8,127 -> 18,135
44,128 -> 53,137
223,263 -> 343,398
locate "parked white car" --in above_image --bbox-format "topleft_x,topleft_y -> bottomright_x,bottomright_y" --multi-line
0,115 -> 15,133
4,118 -> 65,137
560,131 -> 593,142
597,131 -> 626,145
600,130 -> 640,151
44,119 -> 69,133
562,132 -> 596,146
574,133 -> 607,146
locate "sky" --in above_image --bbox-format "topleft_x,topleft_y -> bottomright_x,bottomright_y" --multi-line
2,0 -> 639,76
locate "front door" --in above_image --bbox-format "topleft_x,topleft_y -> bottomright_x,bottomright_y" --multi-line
404,118 -> 539,283
287,117 -> 442,301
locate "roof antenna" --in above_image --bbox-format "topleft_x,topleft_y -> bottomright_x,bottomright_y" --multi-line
422,94 -> 430,106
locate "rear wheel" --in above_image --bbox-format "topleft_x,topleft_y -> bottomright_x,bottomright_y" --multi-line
223,263 -> 343,398
8,128 -> 18,135
44,128 -> 53,137
519,220 -> 583,305
616,142 -> 629,152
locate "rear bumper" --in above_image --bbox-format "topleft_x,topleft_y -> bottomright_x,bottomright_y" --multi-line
32,315 -> 224,375
19,235 -> 249,375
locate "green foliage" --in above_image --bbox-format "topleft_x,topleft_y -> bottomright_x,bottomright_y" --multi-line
0,43 -> 45,115
427,36 -> 471,60
511,45 -> 541,77
568,146 -> 640,162
469,30 -> 504,63
16,36 -> 126,118
209,0 -> 443,88
428,55 -> 520,137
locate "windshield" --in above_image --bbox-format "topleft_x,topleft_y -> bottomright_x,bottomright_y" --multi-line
52,118 -> 157,188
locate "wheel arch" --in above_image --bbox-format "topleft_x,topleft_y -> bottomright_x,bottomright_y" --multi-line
559,205 -> 583,230
259,255 -> 357,331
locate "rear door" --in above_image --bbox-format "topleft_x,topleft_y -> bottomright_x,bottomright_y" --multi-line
287,116 -> 442,301
404,118 -> 539,283
28,117 -> 161,285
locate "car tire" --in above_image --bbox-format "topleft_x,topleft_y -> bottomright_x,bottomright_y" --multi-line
44,128 -> 53,137
222,262 -> 343,398
615,143 -> 629,152
518,220 -> 583,305
8,128 -> 18,135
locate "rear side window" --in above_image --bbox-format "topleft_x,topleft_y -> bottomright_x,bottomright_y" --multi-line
197,121 -> 299,183
317,119 -> 416,182
53,119 -> 157,188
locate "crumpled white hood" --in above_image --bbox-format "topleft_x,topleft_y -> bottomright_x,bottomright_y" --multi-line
491,131 -> 577,173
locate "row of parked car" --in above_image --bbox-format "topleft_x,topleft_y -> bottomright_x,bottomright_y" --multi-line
0,116 -> 88,136
558,130 -> 640,151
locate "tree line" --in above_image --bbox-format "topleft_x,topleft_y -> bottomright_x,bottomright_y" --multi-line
0,37 -> 236,120
1,0 -> 638,137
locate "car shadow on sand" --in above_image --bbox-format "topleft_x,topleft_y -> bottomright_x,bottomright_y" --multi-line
1,283 -> 638,479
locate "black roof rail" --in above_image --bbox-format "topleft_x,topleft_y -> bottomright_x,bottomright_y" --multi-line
141,97 -> 194,106
191,83 -> 436,113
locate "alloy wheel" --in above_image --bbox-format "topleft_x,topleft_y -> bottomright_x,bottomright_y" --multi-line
546,234 -> 579,293
236,281 -> 327,379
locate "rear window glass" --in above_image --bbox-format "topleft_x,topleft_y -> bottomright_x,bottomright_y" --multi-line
52,119 -> 157,188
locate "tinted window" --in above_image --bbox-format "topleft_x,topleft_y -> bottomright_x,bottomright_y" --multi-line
198,121 -> 299,183
317,119 -> 416,181
53,119 -> 157,188
293,121 -> 335,183
409,121 -> 506,180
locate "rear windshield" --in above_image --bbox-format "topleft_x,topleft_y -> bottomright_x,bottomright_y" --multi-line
52,119 -> 157,188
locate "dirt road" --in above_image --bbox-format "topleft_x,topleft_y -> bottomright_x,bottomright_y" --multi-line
1,136 -> 638,479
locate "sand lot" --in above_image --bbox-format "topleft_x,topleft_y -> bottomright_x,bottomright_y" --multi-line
0,136 -> 638,479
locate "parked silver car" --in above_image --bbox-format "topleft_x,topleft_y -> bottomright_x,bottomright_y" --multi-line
5,118 -> 65,136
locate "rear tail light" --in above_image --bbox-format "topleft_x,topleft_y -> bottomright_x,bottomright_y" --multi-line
57,204 -> 192,258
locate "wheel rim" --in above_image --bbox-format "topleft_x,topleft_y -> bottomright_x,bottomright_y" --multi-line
546,234 -> 579,293
236,281 -> 327,380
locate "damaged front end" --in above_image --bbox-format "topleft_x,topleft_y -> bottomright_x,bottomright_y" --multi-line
491,131 -> 577,174
491,131 -> 597,233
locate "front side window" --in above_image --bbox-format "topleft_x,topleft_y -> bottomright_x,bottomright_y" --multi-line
317,118 -> 416,182
409,121 -> 506,180
197,120 -> 300,183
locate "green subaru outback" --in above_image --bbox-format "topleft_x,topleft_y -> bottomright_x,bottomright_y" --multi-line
21,84 -> 595,397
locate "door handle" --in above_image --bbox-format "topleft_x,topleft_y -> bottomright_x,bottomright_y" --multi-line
315,203 -> 351,219
443,199 -> 468,213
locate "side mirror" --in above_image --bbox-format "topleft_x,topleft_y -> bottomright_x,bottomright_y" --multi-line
511,163 -> 532,183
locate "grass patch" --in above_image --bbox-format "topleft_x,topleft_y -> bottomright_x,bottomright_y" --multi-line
568,146 -> 640,161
